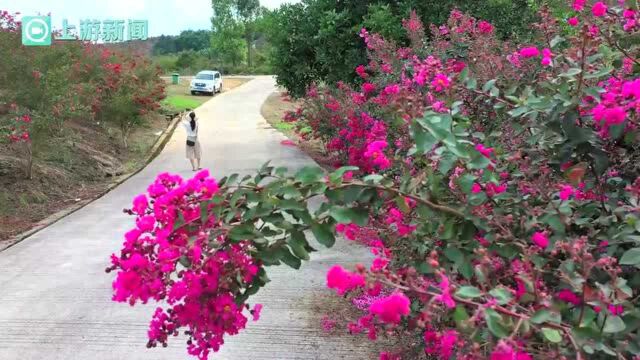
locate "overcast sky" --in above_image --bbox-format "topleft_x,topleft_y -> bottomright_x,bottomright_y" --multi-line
0,0 -> 299,36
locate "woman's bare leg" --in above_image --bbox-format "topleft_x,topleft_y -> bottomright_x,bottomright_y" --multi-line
197,158 -> 201,170
189,159 -> 197,171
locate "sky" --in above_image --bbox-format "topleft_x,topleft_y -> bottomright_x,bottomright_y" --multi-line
0,0 -> 299,36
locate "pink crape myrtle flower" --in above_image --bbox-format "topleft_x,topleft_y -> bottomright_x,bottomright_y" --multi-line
424,329 -> 458,358
557,289 -> 582,306
572,0 -> 585,11
384,84 -> 400,95
431,73 -> 451,92
559,185 -> 575,200
326,265 -> 365,295
369,292 -> 411,324
567,17 -> 579,27
519,47 -> 540,58
362,82 -> 376,94
608,304 -> 624,316
531,231 -> 549,249
592,2 -> 608,17
252,304 -> 263,321
435,274 -> 456,308
490,341 -> 533,360
364,140 -> 391,170
477,20 -> 494,34
541,48 -> 553,67
356,65 -> 368,79
475,143 -> 494,158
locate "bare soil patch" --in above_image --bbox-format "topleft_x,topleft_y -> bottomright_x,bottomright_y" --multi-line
0,113 -> 174,243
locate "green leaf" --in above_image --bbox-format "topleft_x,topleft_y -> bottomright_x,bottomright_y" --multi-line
482,79 -> 497,92
295,166 -> 324,185
489,288 -> 513,305
311,222 -> 336,248
363,174 -> 384,184
550,35 -> 563,48
468,154 -> 491,170
542,328 -> 562,343
466,77 -> 477,90
584,66 -> 613,79
412,122 -> 438,155
288,230 -> 310,261
453,305 -> 470,328
329,206 -> 369,226
603,316 -> 626,333
508,106 -> 530,118
560,68 -> 582,77
228,224 -> 257,241
485,309 -> 509,338
329,166 -> 359,184
457,173 -> 477,193
455,286 -> 482,298
277,246 -> 302,269
620,248 -> 640,265
530,309 -> 551,324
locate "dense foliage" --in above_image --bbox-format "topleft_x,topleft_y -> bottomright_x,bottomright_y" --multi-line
0,11 -> 165,178
266,0 -> 552,97
153,30 -> 212,55
209,0 -> 272,73
112,1 -> 640,359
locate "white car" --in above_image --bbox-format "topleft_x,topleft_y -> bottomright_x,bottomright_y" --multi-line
190,70 -> 223,96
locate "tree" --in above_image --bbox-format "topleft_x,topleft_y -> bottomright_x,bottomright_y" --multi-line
236,0 -> 261,68
266,0 -> 542,97
211,0 -> 245,67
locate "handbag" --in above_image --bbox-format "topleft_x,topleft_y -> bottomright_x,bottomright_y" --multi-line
186,139 -> 195,146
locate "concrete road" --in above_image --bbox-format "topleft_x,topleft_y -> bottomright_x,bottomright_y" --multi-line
0,77 -> 373,359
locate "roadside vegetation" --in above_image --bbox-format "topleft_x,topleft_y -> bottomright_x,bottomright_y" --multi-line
111,1 -> 640,360
0,12 -> 167,241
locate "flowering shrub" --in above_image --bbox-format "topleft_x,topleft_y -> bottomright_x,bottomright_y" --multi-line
113,2 -> 640,359
282,2 -> 640,359
0,10 -> 165,178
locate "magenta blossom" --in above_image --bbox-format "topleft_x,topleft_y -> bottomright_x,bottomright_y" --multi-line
557,289 -> 582,306
435,274 -> 456,308
519,47 -> 540,58
531,231 -> 549,249
567,17 -> 579,27
475,143 -> 494,158
608,304 -> 624,316
477,20 -> 494,34
369,292 -> 411,324
326,265 -> 366,295
362,82 -> 376,94
431,73 -> 451,92
592,2 -> 607,17
572,0 -> 585,11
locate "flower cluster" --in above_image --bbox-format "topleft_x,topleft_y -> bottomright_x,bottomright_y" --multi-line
108,170 -> 262,360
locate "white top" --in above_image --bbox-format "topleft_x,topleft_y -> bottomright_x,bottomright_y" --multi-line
182,118 -> 199,138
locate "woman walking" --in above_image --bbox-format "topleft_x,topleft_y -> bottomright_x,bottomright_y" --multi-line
183,111 -> 201,171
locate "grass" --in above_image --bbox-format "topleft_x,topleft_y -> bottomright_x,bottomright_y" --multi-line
162,80 -> 211,112
162,77 -> 252,112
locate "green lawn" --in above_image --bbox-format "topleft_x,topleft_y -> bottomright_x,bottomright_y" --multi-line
162,80 -> 211,112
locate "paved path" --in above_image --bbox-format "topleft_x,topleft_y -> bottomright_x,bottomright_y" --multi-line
0,77 -> 372,359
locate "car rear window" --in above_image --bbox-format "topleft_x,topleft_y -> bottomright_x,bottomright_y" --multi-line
196,74 -> 214,80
